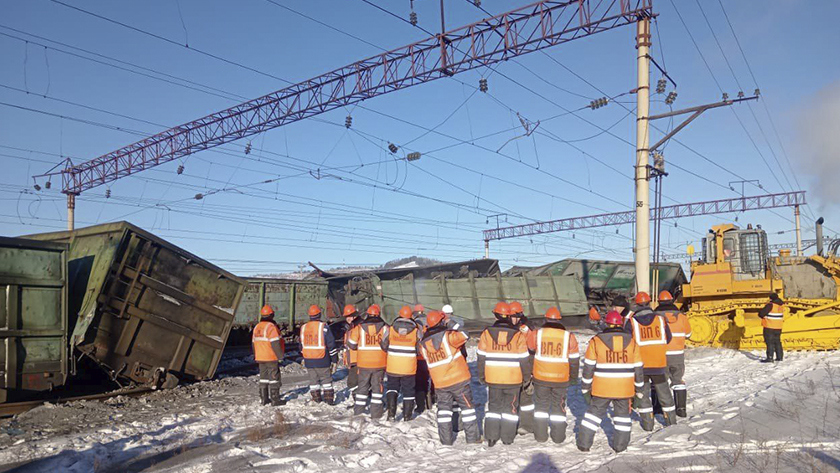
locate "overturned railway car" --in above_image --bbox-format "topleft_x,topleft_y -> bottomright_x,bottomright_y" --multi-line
11,222 -> 246,397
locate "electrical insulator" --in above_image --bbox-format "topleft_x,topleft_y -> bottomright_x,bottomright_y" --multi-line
665,91 -> 677,105
589,97 -> 609,109
345,115 -> 352,128
474,0 -> 481,6
409,11 -> 417,26
177,164 -> 185,175
388,143 -> 398,154
245,142 -> 252,155
33,183 -> 41,191
479,78 -> 488,93
195,193 -> 204,200
406,152 -> 421,161
105,189 -> 111,198
656,78 -> 666,94
45,181 -> 51,189
754,88 -> 760,97
722,92 -> 729,101
737,90 -> 745,98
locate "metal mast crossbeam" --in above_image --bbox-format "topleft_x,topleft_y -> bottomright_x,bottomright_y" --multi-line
40,0 -> 652,196
483,191 -> 806,241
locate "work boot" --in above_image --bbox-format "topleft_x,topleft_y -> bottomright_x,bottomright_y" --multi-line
386,392 -> 398,421
323,389 -> 335,406
259,385 -> 270,405
311,389 -> 323,403
760,358 -> 774,363
415,392 -> 426,414
402,400 -> 415,421
651,389 -> 663,415
674,390 -> 687,418
487,439 -> 497,447
663,410 -> 676,426
270,387 -> 285,406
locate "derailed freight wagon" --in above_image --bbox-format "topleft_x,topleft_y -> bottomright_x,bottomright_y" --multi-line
25,222 -> 246,390
0,237 -> 68,403
231,277 -> 328,344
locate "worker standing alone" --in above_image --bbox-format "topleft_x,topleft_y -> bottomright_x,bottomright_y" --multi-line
341,304 -> 362,408
526,307 -> 579,444
509,301 -> 536,435
300,305 -> 338,405
381,306 -> 421,421
759,293 -> 785,363
657,291 -> 691,417
420,310 -> 480,445
577,311 -> 644,453
347,304 -> 388,418
252,305 -> 286,406
624,292 -> 676,430
478,302 -> 531,447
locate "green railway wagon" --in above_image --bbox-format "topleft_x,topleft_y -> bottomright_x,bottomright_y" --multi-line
234,278 -> 329,329
26,222 -> 246,389
0,237 -> 68,403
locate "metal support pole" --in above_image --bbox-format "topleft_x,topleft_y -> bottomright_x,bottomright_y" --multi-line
484,240 -> 490,259
795,205 -> 802,256
66,194 -> 76,231
634,17 -> 651,295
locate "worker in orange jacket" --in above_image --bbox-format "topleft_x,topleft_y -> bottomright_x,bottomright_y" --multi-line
346,304 -> 388,418
412,304 -> 431,413
624,292 -> 676,430
577,311 -> 644,453
300,305 -> 338,405
420,310 -> 480,445
381,305 -> 421,421
509,301 -> 536,435
341,304 -> 362,408
478,302 -> 531,447
526,307 -> 579,444
252,305 -> 286,406
759,293 -> 785,363
657,291 -> 692,417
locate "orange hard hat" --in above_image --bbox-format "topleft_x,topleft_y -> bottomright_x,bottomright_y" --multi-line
308,304 -> 321,317
343,304 -> 357,317
635,292 -> 651,305
605,310 -> 623,326
366,304 -> 381,316
658,290 -> 674,302
588,307 -> 601,321
545,307 -> 562,320
509,301 -> 524,315
427,310 -> 445,328
399,305 -> 412,319
413,304 -> 425,313
260,305 -> 274,317
493,301 -> 511,317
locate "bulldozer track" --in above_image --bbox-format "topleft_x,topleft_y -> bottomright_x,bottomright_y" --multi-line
0,387 -> 153,418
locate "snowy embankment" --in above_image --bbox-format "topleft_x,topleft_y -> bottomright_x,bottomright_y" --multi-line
1,332 -> 839,473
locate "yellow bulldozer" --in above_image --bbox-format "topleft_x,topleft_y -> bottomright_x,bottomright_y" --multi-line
679,219 -> 840,351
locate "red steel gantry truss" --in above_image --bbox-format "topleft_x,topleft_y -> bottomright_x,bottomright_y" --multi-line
40,0 -> 652,197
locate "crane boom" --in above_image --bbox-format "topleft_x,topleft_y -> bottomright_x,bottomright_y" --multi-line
42,0 -> 651,196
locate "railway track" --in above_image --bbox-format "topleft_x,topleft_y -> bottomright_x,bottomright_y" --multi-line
0,387 -> 153,418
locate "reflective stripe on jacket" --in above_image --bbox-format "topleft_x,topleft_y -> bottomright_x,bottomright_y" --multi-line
581,330 -> 643,399
253,321 -> 284,362
301,321 -> 326,359
347,318 -> 387,369
421,328 -> 471,389
661,310 -> 692,355
381,318 -> 420,376
628,314 -> 669,371
477,323 -> 530,386
527,325 -> 580,384
762,303 -> 785,330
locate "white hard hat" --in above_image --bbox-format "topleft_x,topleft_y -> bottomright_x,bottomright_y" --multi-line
442,304 -> 454,314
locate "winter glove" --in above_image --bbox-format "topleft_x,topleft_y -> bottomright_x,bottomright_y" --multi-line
582,391 -> 591,405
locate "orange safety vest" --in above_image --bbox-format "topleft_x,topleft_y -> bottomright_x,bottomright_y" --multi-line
477,328 -> 528,385
530,327 -> 579,383
421,331 -> 471,389
762,303 -> 785,330
252,321 -> 283,362
584,334 -> 642,399
300,321 -> 326,359
630,315 -> 668,369
663,311 -> 692,355
351,323 -> 387,369
385,325 -> 419,376
343,328 -> 358,366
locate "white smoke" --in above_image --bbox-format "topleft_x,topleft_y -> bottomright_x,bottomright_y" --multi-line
796,81 -> 840,207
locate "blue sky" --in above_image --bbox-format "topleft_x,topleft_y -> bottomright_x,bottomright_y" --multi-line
1,0 -> 838,275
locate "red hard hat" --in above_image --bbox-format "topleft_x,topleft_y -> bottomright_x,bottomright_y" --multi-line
545,307 -> 562,320
635,292 -> 651,305
658,290 -> 674,302
588,307 -> 601,321
509,301 -> 524,315
343,304 -> 357,317
427,310 -> 445,328
413,304 -> 425,313
308,304 -> 321,317
260,305 -> 274,317
605,310 -> 623,326
399,305 -> 412,319
493,302 -> 511,317
366,304 -> 381,316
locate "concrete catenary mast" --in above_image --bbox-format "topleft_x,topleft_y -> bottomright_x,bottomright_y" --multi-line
634,15 -> 652,294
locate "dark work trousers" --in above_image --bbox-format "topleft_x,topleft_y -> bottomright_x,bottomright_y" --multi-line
577,397 -> 632,453
355,368 -> 386,418
637,374 -> 676,430
533,383 -> 568,443
519,380 -> 535,434
346,364 -> 359,405
667,353 -> 687,417
485,385 -> 520,445
763,328 -> 783,361
435,381 -> 480,445
307,366 -> 334,404
386,374 -> 417,401
258,362 -> 281,402
415,360 -> 430,413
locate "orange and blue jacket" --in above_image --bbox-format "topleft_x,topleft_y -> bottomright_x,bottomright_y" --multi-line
759,302 -> 785,330
420,325 -> 471,389
657,302 -> 692,356
300,319 -> 337,368
252,320 -> 285,362
623,307 -> 672,375
380,318 -> 421,376
526,320 -> 580,385
341,318 -> 361,366
347,316 -> 388,370
581,327 -> 644,399
477,320 -> 531,387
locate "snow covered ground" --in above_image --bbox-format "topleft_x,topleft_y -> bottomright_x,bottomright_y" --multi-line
2,331 -> 840,473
